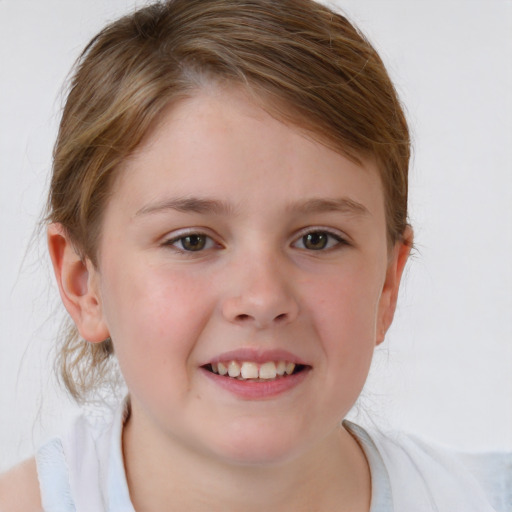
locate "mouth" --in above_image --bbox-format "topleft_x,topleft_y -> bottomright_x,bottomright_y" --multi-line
201,360 -> 309,382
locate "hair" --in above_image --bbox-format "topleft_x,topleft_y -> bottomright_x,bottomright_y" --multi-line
47,0 -> 410,402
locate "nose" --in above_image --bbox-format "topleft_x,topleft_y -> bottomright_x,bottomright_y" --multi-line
221,253 -> 299,329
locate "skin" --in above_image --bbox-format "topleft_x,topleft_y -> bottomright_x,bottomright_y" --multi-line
41,87 -> 411,511
0,459 -> 41,512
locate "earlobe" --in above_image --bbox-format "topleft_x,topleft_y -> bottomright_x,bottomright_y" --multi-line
376,226 -> 413,345
47,223 -> 109,343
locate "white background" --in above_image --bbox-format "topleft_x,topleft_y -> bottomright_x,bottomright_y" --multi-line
1,0 -> 511,471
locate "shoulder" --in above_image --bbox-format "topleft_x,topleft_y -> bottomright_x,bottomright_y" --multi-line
454,451 -> 512,512
346,420 -> 511,512
0,457 -> 42,512
379,430 -> 512,511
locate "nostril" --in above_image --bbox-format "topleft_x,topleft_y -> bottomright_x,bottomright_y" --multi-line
234,312 -> 287,323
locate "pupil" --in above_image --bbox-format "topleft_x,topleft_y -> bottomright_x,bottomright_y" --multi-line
304,232 -> 327,250
183,235 -> 206,251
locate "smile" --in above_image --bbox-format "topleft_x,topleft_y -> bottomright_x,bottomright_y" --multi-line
204,360 -> 306,381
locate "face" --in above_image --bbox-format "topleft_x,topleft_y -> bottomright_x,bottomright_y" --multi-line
57,88 -> 409,467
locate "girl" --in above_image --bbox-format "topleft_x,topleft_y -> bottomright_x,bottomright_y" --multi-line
0,0 -> 510,510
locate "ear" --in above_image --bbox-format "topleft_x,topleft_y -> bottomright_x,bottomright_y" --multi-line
47,223 -> 109,343
376,226 -> 413,345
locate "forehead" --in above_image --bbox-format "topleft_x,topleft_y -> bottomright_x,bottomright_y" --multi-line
111,87 -> 385,221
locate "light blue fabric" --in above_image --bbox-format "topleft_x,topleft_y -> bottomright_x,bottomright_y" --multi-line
344,421 -> 394,511
346,421 -> 511,512
36,438 -> 76,512
36,402 -> 134,512
35,403 -> 511,511
455,451 -> 512,512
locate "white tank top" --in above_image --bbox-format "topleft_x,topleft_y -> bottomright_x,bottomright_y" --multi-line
36,402 -> 134,512
35,400 -> 509,512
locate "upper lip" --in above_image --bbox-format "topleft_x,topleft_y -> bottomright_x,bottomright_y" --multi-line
201,348 -> 309,366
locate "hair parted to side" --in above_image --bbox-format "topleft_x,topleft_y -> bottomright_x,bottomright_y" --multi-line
48,0 -> 411,402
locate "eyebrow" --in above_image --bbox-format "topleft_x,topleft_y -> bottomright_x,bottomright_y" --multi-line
135,196 -> 370,218
288,197 -> 370,217
135,197 -> 235,217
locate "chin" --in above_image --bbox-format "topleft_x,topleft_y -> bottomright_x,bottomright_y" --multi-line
208,421 -> 308,467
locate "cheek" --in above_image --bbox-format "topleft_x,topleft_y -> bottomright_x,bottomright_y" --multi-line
311,262 -> 383,336
306,262 -> 384,383
100,261 -> 214,377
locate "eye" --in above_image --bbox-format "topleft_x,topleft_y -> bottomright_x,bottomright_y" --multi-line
293,230 -> 345,251
165,232 -> 217,252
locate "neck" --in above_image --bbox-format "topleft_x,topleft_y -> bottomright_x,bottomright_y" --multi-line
122,408 -> 371,512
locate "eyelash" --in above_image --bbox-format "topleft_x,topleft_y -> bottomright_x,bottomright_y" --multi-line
292,228 -> 348,251
162,228 -> 348,253
163,230 -> 219,253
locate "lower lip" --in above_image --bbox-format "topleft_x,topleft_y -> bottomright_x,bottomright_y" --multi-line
200,367 -> 310,400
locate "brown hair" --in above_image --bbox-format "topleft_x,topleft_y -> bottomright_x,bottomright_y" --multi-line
48,0 -> 410,402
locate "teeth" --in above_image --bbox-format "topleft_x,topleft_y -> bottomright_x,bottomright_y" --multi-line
285,362 -> 295,375
227,361 -> 241,378
217,361 -> 228,376
241,362 -> 259,379
259,361 -> 277,379
209,360 -> 299,380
